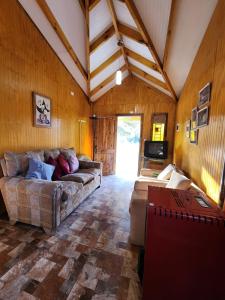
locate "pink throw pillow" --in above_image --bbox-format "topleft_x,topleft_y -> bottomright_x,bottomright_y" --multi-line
68,155 -> 79,173
57,154 -> 70,175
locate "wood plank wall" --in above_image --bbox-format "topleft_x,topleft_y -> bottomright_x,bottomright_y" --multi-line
174,0 -> 225,204
0,0 -> 92,157
92,77 -> 176,167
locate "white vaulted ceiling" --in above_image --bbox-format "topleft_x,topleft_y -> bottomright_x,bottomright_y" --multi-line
18,0 -> 218,101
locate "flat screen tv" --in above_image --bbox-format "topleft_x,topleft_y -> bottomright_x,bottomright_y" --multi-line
144,141 -> 168,159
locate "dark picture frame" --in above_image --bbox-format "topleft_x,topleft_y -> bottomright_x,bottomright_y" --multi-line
191,107 -> 198,130
198,82 -> 211,107
197,106 -> 209,128
32,92 -> 51,128
190,129 -> 198,144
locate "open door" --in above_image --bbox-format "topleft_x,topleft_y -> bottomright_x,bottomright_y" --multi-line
93,117 -> 117,175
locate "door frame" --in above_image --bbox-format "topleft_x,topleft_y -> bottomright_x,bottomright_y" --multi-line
116,113 -> 144,175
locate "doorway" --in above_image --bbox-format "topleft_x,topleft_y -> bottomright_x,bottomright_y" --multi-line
115,115 -> 142,178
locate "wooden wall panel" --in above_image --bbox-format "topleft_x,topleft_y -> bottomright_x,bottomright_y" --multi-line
174,0 -> 225,204
92,77 -> 176,167
0,0 -> 92,157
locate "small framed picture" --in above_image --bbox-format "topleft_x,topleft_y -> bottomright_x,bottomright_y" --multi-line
197,106 -> 209,128
185,120 -> 191,138
198,82 -> 211,107
33,92 -> 51,128
191,107 -> 198,130
190,129 -> 198,144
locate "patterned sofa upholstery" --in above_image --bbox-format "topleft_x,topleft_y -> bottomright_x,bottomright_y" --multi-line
0,148 -> 102,233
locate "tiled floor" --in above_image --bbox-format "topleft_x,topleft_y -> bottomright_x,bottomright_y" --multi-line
0,176 -> 142,300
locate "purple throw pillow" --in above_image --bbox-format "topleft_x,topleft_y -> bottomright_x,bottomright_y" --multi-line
68,155 -> 79,173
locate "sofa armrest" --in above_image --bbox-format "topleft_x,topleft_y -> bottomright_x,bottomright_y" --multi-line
134,179 -> 168,191
79,160 -> 102,171
0,177 -> 77,233
140,168 -> 160,177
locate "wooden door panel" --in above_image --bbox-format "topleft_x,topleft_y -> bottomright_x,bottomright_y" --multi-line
94,117 -> 116,175
94,153 -> 115,176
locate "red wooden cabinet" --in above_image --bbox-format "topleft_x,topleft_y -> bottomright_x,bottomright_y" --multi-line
142,186 -> 225,300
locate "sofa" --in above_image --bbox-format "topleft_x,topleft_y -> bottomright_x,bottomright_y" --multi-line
129,164 -> 198,246
0,148 -> 102,233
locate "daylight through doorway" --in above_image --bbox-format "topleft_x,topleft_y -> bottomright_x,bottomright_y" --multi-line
116,115 -> 141,178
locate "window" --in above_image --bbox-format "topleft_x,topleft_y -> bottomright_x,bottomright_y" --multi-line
151,113 -> 168,141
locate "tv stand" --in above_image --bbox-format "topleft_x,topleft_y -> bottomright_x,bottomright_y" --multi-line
140,156 -> 166,170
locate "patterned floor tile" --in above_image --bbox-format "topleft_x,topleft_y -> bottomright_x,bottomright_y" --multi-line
0,176 -> 142,299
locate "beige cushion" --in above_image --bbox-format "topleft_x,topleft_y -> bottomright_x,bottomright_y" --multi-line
4,152 -> 29,177
0,158 -> 8,177
166,170 -> 191,190
157,164 -> 175,180
27,150 -> 45,162
61,173 -> 94,185
134,177 -> 168,191
44,149 -> 60,161
78,168 -> 101,176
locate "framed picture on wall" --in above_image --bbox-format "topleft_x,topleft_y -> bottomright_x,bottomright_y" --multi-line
198,82 -> 211,107
185,120 -> 191,138
191,107 -> 198,130
190,129 -> 198,144
197,106 -> 209,128
33,92 -> 51,128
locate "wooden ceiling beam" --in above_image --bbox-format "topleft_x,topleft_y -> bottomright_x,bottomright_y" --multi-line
106,0 -> 130,73
118,23 -> 145,45
129,63 -> 169,91
89,0 -> 101,11
79,0 -> 85,16
124,0 -> 177,100
90,49 -> 122,79
90,64 -> 127,96
90,25 -> 115,54
163,0 -> 177,69
36,0 -> 87,81
133,75 -> 174,101
124,47 -> 160,72
85,0 -> 90,97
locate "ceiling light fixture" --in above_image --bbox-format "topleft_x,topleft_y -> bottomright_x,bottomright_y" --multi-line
117,39 -> 124,47
116,70 -> 122,85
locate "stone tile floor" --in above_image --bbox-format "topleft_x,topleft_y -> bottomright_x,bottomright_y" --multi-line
0,176 -> 142,300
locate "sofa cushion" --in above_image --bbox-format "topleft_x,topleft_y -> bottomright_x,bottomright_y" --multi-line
166,170 -> 191,190
157,164 -> 175,180
0,158 -> 8,177
44,149 -> 60,161
61,173 -> 94,185
27,150 -> 45,162
134,177 -> 168,191
4,152 -> 29,176
46,157 -> 63,180
78,168 -> 101,176
26,158 -> 55,181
